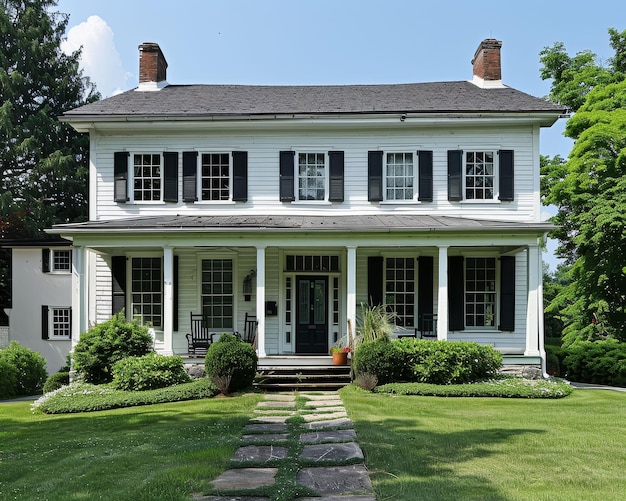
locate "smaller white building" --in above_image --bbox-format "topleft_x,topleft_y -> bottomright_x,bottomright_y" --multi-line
3,241 -> 73,375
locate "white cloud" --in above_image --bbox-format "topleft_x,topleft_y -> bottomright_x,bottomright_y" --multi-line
61,15 -> 130,97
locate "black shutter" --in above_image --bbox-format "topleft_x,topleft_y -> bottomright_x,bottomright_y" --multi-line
418,256 -> 434,323
448,150 -> 463,201
42,248 -> 50,273
173,255 -> 179,332
368,151 -> 383,202
114,151 -> 129,202
111,256 -> 127,315
232,151 -> 248,202
499,256 -> 515,331
41,305 -> 49,339
367,256 -> 384,307
498,150 -> 514,201
163,152 -> 178,202
182,151 -> 198,202
328,151 -> 344,202
279,151 -> 295,201
448,256 -> 465,330
69,308 -> 72,340
418,150 -> 433,202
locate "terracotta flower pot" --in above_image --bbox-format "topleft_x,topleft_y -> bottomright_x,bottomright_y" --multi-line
332,351 -> 348,365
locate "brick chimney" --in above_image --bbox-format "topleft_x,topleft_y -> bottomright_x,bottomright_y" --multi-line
137,42 -> 168,91
471,39 -> 504,88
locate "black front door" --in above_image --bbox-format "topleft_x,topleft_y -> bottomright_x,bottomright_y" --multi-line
296,276 -> 328,354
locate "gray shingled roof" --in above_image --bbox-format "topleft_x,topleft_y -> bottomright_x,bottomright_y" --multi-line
50,214 -> 553,233
61,81 -> 563,118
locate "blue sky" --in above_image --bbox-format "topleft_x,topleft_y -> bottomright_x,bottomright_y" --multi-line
55,0 -> 626,269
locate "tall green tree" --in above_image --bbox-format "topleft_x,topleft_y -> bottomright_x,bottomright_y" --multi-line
0,0 -> 99,319
541,28 -> 626,343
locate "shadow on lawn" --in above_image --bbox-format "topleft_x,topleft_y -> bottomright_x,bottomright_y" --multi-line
356,417 -> 545,501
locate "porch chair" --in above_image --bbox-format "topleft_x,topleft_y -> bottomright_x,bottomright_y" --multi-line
417,313 -> 437,339
241,312 -> 258,347
185,313 -> 216,355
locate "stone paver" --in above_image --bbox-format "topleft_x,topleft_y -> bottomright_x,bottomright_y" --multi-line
299,442 -> 364,462
302,411 -> 348,422
250,415 -> 290,424
193,496 -> 270,501
297,464 -> 373,496
241,433 -> 289,443
300,429 -> 357,444
304,399 -> 343,407
300,497 -> 375,501
244,423 -> 288,433
211,467 -> 278,490
263,394 -> 296,401
257,400 -> 297,409
302,417 -> 353,430
253,409 -> 296,415
302,406 -> 346,413
232,445 -> 288,462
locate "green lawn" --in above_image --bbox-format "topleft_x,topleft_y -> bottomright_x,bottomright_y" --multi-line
340,386 -> 626,501
0,395 -> 261,501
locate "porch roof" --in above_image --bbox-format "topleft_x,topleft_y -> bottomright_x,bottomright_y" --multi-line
49,214 -> 553,235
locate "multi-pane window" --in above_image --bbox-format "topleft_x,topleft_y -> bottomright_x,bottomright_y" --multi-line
465,151 -> 495,200
52,250 -> 71,272
298,153 -> 325,201
201,153 -> 230,201
465,257 -> 496,327
52,308 -> 71,338
201,259 -> 233,329
386,153 -> 414,201
131,257 -> 162,327
385,257 -> 415,327
133,154 -> 161,201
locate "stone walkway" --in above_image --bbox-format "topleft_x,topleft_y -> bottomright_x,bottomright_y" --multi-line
193,391 -> 375,501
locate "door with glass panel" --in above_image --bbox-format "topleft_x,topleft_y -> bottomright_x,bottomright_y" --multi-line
295,276 -> 328,354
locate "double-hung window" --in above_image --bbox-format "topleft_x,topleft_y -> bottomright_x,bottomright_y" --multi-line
385,152 -> 415,201
130,257 -> 162,327
42,248 -> 72,273
465,151 -> 495,200
448,149 -> 514,202
133,154 -> 162,202
201,153 -> 230,201
201,258 -> 234,329
41,305 -> 71,340
384,257 -> 415,328
465,257 -> 497,328
297,152 -> 326,201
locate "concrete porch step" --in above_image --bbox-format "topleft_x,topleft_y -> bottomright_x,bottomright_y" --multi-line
255,365 -> 352,391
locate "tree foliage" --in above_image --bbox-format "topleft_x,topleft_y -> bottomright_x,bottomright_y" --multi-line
0,0 -> 99,318
540,28 -> 626,342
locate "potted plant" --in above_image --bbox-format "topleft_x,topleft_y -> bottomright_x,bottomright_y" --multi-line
329,345 -> 351,365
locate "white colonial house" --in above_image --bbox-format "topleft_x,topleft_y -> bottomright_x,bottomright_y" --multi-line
49,39 -> 563,374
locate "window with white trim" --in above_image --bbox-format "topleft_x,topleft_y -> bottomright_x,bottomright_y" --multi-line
201,258 -> 233,329
133,154 -> 161,201
465,151 -> 495,200
130,257 -> 162,327
51,307 -> 72,338
52,250 -> 72,272
200,153 -> 230,201
384,257 -> 415,328
297,152 -> 326,201
465,257 -> 496,327
385,152 -> 414,201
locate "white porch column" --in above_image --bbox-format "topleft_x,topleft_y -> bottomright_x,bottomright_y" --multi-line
71,246 -> 87,349
437,246 -> 449,340
525,243 -> 541,357
256,246 -> 267,358
162,247 -> 174,355
346,246 -> 357,345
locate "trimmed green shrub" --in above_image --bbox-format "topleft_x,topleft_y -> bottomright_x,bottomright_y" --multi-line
112,353 -> 191,391
72,312 -> 153,384
204,333 -> 258,394
0,341 -> 47,395
395,339 -> 502,384
0,358 -> 19,399
562,340 -> 626,386
353,339 -> 403,385
43,371 -> 70,394
545,344 -> 565,376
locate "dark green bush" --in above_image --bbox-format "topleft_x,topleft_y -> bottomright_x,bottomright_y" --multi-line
353,339 -> 403,385
43,371 -> 70,393
395,339 -> 502,384
72,312 -> 153,384
545,344 -> 565,376
33,379 -> 218,414
112,353 -> 191,391
204,333 -> 258,393
0,341 -> 47,395
562,340 -> 626,386
0,358 -> 18,399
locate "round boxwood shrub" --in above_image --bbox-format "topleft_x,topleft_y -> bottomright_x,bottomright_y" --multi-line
112,353 -> 191,391
0,341 -> 47,395
0,358 -> 19,399
43,371 -> 70,394
205,333 -> 258,394
353,339 -> 403,385
72,312 -> 154,384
